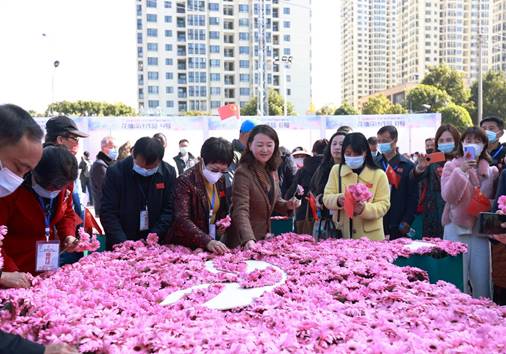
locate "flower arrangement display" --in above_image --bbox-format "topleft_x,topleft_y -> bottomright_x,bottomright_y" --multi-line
146,233 -> 159,247
72,228 -> 100,253
0,233 -> 504,353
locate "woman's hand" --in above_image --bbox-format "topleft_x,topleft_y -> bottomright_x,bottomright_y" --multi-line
206,240 -> 229,255
244,240 -> 256,250
286,197 -> 301,210
461,160 -> 477,173
353,201 -> 365,216
64,236 -> 79,252
0,271 -> 32,288
44,343 -> 80,354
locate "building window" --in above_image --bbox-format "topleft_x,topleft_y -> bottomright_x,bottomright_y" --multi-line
165,72 -> 173,80
223,5 -> 233,16
210,59 -> 220,67
239,46 -> 250,55
239,4 -> 249,13
210,87 -> 221,95
137,33 -> 143,44
166,87 -> 174,94
147,0 -> 157,8
240,74 -> 250,82
283,21 -> 290,29
165,30 -> 173,37
239,19 -> 249,27
210,101 -> 221,109
240,88 -> 250,96
166,100 -> 174,108
283,48 -> 291,55
148,100 -> 159,108
284,35 -> 290,42
210,45 -> 220,53
209,31 -> 220,39
239,32 -> 250,41
147,57 -> 158,65
283,7 -> 290,15
165,44 -> 173,51
209,17 -> 220,25
165,58 -> 173,65
137,19 -> 142,30
164,1 -> 171,8
148,86 -> 159,94
148,72 -> 159,80
164,15 -> 172,23
208,3 -> 219,11
146,14 -> 157,22
147,28 -> 158,37
147,43 -> 158,51
239,60 -> 249,68
210,73 -> 221,81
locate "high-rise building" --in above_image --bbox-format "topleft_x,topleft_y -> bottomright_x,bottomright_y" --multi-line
342,0 -> 493,107
136,0 -> 311,116
492,0 -> 506,71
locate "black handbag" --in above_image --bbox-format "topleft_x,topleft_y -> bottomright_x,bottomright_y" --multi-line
313,165 -> 343,241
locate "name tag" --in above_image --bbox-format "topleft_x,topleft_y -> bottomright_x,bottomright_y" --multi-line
35,241 -> 60,272
209,223 -> 216,240
140,209 -> 149,231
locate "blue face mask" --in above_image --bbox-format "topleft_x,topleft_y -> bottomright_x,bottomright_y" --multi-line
378,143 -> 393,154
438,142 -> 455,154
108,148 -> 118,160
345,155 -> 365,170
486,130 -> 497,144
32,182 -> 60,199
133,162 -> 159,177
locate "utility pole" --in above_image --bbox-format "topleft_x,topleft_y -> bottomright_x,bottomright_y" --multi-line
477,0 -> 483,124
257,0 -> 267,117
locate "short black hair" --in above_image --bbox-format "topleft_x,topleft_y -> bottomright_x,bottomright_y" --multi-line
480,116 -> 504,130
201,137 -> 234,166
0,104 -> 44,146
312,139 -> 328,155
178,139 -> 189,145
337,126 -> 353,134
367,137 -> 378,145
377,125 -> 398,141
133,137 -> 165,165
425,138 -> 435,143
153,132 -> 167,148
341,132 -> 379,170
33,145 -> 78,189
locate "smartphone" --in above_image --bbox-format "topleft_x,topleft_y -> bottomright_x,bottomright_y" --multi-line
425,152 -> 445,164
479,212 -> 506,234
464,145 -> 476,160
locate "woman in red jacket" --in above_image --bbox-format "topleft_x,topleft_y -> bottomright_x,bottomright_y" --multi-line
0,145 -> 79,275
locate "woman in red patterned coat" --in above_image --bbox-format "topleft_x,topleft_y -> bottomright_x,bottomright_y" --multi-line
167,137 -> 234,254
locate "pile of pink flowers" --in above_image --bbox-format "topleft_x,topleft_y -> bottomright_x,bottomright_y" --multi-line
239,267 -> 283,288
1,234 -> 505,353
348,183 -> 373,202
146,233 -> 159,247
498,195 -> 506,214
73,228 -> 100,253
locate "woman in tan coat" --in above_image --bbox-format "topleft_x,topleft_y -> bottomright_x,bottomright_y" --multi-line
223,125 -> 301,249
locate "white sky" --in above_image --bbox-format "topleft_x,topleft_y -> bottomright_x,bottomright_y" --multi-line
0,0 -> 340,113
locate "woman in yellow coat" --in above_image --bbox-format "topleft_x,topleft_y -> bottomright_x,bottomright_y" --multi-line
323,132 -> 390,240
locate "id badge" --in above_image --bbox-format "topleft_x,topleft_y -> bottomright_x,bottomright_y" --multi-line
209,223 -> 216,240
35,241 -> 60,272
140,210 -> 149,231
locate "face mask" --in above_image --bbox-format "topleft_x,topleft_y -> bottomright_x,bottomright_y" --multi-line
180,147 -> 188,156
133,163 -> 159,177
32,182 -> 60,199
202,166 -> 223,184
486,130 -> 497,143
426,148 -> 435,154
379,143 -> 393,155
108,148 -> 118,160
344,155 -> 365,170
438,143 -> 455,154
294,158 -> 304,169
463,143 -> 484,158
0,160 -> 25,198
371,150 -> 379,157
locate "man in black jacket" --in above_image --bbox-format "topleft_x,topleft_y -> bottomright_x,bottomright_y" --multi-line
376,126 -> 419,240
101,137 -> 176,250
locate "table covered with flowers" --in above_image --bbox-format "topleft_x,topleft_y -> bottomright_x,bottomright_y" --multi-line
0,233 -> 505,353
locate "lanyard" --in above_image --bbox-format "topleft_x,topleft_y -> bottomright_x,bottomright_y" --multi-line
492,145 -> 504,160
38,196 -> 54,242
137,178 -> 151,209
381,159 -> 398,172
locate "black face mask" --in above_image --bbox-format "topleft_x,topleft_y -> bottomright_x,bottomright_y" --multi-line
426,148 -> 434,154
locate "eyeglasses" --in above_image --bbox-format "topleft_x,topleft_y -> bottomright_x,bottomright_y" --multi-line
64,135 -> 79,143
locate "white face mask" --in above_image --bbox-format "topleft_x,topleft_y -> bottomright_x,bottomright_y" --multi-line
344,155 -> 365,170
463,143 -> 484,159
202,166 -> 223,184
180,147 -> 188,156
294,157 -> 304,169
32,182 -> 61,199
0,160 -> 24,198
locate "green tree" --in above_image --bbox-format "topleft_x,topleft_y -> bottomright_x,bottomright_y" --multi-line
334,102 -> 359,115
240,89 -> 296,116
422,64 -> 470,105
405,84 -> 452,113
45,101 -> 136,116
470,71 -> 506,123
361,94 -> 407,115
437,103 -> 473,132
316,105 -> 337,115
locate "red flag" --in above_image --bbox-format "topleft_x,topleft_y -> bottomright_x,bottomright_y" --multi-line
218,103 -> 240,120
385,165 -> 400,189
84,208 -> 103,235
344,188 -> 355,219
307,193 -> 319,221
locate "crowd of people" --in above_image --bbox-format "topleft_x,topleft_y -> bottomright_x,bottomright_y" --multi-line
2,103 -> 506,351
